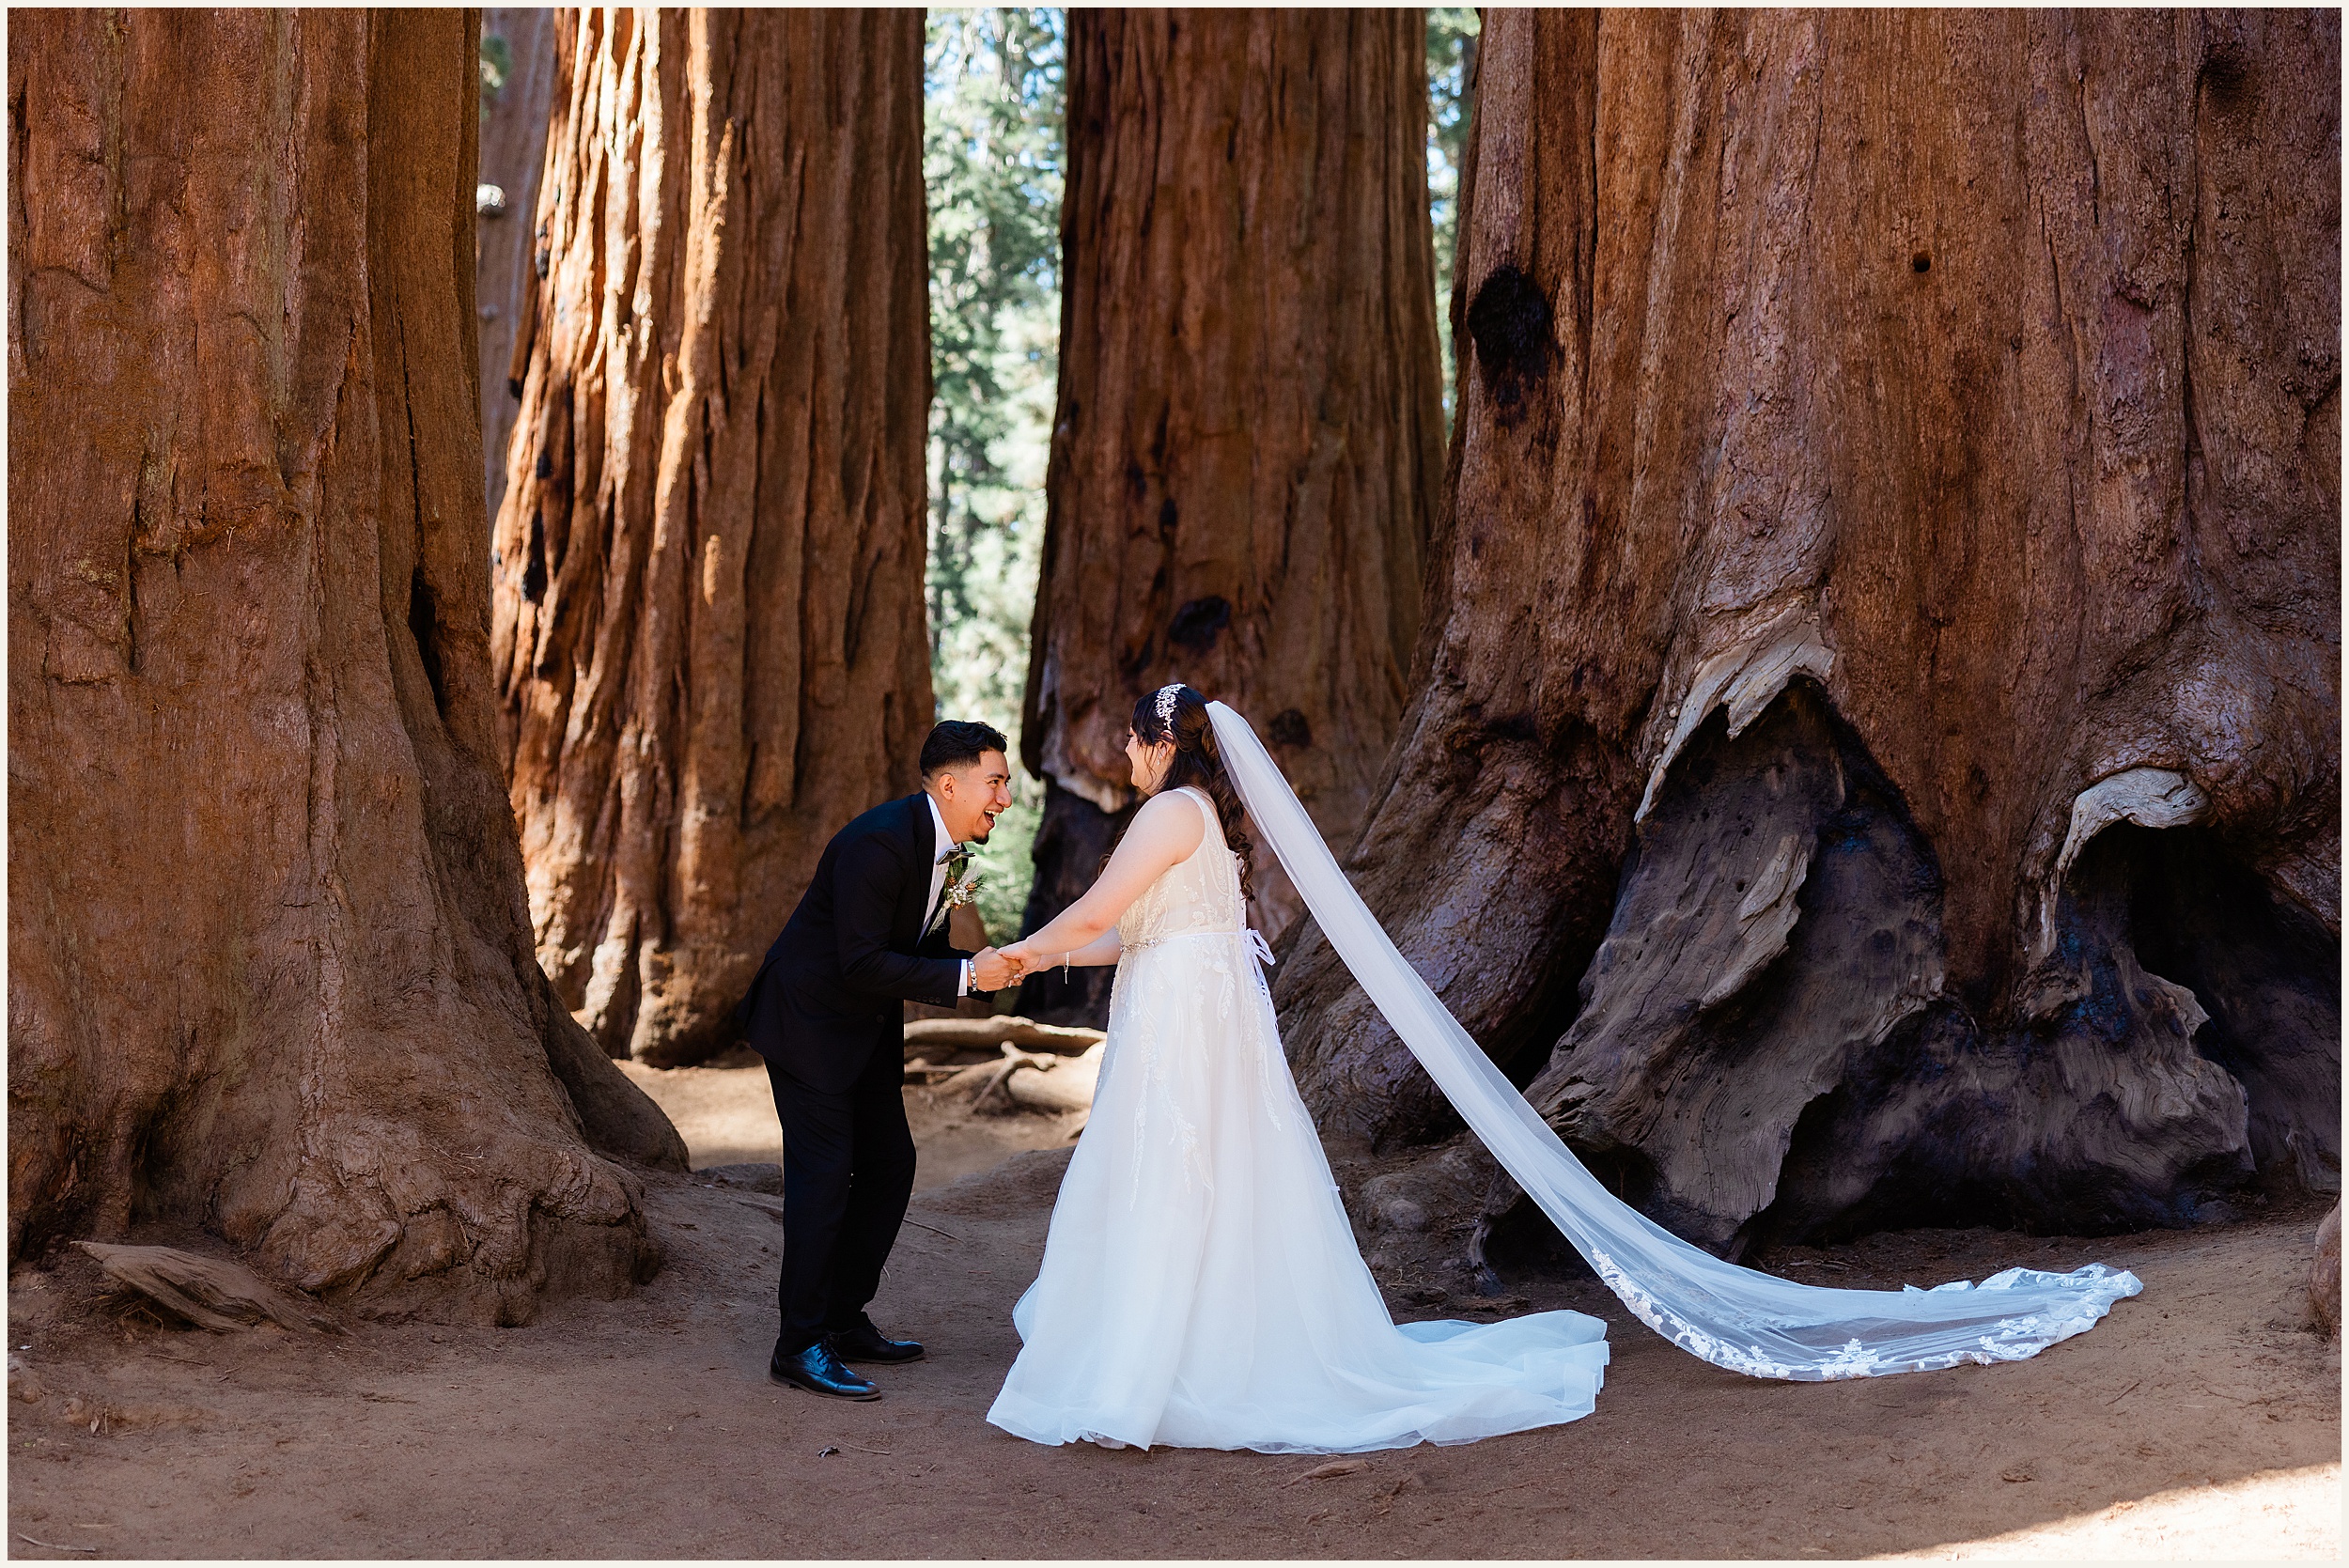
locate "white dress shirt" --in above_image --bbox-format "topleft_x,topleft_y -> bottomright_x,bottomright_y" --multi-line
926,793 -> 970,997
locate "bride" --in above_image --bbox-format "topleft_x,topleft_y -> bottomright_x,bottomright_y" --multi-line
986,685 -> 2139,1454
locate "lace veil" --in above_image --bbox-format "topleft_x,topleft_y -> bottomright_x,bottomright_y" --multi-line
1206,700 -> 2141,1380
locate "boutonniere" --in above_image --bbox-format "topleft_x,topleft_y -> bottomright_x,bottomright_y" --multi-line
928,846 -> 982,933
941,863 -> 984,911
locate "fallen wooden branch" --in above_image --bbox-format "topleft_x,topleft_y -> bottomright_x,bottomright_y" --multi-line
74,1242 -> 339,1335
907,1039 -> 1106,1118
902,1016 -> 1104,1060
1003,1050 -> 1101,1113
919,1042 -> 1055,1099
967,1057 -> 1026,1112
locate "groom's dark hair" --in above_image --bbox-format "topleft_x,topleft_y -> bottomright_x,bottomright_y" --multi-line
920,720 -> 1008,779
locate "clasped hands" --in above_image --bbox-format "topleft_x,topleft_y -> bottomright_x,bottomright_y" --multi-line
970,942 -> 1045,992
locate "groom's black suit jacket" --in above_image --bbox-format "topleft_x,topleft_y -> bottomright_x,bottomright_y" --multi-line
737,793 -> 972,1094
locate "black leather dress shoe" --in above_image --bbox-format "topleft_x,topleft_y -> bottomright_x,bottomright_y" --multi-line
770,1339 -> 880,1400
828,1318 -> 926,1364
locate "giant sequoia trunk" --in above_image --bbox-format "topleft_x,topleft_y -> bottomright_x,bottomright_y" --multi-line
1279,10 -> 2341,1256
1018,8 -> 1444,1024
493,9 -> 935,1064
476,7 -> 561,528
8,9 -> 683,1324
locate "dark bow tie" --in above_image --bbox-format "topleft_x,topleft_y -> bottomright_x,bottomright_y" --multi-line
937,845 -> 967,867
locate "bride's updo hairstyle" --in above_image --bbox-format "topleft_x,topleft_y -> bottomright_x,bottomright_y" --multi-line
1126,683 -> 1255,901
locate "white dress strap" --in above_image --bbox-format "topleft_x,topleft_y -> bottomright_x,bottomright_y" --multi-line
1177,784 -> 1217,837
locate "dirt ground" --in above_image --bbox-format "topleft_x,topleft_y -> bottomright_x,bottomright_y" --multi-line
614,1051 -> 1090,1189
8,1061 -> 2339,1560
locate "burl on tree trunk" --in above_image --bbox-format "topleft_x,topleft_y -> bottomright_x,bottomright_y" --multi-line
493,9 -> 936,1064
1018,8 -> 1444,1024
1279,10 -> 2341,1259
8,9 -> 682,1323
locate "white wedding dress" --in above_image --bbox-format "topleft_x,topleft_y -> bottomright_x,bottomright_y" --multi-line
986,786 -> 1610,1453
989,706 -> 2141,1453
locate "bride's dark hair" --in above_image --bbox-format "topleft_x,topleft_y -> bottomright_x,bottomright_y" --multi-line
1119,684 -> 1255,902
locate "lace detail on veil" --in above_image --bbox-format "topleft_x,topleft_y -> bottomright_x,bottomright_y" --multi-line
1586,1249 -> 2142,1381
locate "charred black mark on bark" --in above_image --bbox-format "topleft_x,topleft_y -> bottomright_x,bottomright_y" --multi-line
1168,595 -> 1231,652
2199,19 -> 2258,116
389,304 -> 451,721
1465,264 -> 1554,427
1442,708 -> 1539,763
409,567 -> 446,712
522,508 -> 548,603
543,384 -> 576,579
121,520 -> 142,675
1268,707 -> 1312,749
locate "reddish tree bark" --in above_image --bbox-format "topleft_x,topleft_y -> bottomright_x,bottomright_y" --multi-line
492,9 -> 936,1064
1017,8 -> 1444,1023
8,8 -> 682,1323
1278,10 -> 2339,1255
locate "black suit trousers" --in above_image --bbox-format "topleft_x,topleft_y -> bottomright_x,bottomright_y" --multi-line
768,1034 -> 917,1350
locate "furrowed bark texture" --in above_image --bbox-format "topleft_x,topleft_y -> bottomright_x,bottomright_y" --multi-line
492,9 -> 935,1064
1277,10 -> 2340,1255
477,7 -> 560,527
8,8 -> 683,1324
1018,8 -> 1443,1023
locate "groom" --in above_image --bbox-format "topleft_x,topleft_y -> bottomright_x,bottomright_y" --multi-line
736,720 -> 1019,1399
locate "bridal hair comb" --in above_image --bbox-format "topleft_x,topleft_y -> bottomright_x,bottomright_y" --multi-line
1154,682 -> 1183,731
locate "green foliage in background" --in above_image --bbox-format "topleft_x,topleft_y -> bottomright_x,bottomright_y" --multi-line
1426,8 -> 1481,421
967,793 -> 1040,945
920,9 -> 1478,940
479,31 -> 512,122
925,8 -> 1066,939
